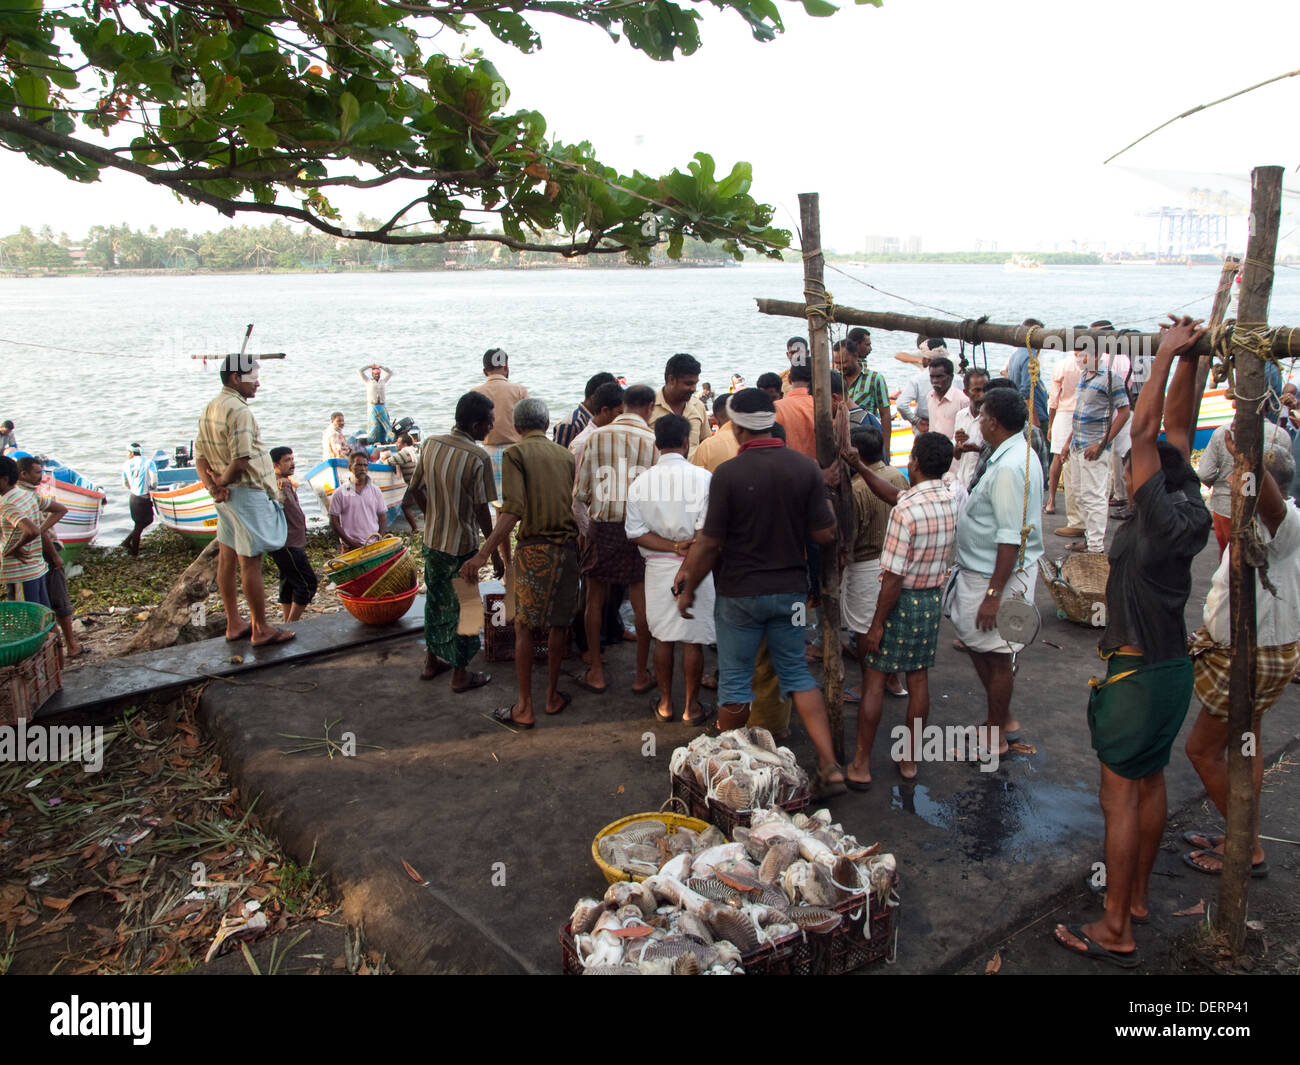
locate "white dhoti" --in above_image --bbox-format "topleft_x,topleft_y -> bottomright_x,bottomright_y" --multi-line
943,565 -> 1038,654
841,558 -> 882,635
644,555 -> 715,644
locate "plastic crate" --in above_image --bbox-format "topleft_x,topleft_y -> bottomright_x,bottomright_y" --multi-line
482,592 -> 568,663
790,891 -> 898,974
0,629 -> 64,726
669,769 -> 810,838
558,920 -> 803,975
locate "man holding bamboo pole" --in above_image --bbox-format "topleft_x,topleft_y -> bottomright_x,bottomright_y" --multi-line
1053,316 -> 1211,967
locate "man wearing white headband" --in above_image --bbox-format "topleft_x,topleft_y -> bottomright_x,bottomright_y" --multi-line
674,388 -> 847,799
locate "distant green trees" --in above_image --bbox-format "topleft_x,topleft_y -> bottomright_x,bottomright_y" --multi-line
0,224 -> 73,268
3,219 -> 735,272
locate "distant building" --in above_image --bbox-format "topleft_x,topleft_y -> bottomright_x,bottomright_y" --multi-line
905,235 -> 922,254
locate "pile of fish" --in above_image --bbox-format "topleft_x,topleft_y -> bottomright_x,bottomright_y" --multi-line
669,727 -> 810,811
568,807 -> 898,975
596,818 -> 727,880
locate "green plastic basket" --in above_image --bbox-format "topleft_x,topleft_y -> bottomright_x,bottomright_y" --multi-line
0,602 -> 57,667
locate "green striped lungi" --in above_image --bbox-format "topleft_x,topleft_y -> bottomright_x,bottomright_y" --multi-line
424,547 -> 480,669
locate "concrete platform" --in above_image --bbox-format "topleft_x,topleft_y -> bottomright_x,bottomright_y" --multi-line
37,597 -> 425,718
192,511 -> 1300,974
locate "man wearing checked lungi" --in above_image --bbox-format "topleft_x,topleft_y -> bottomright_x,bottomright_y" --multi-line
1183,441 -> 1300,882
843,432 -> 958,787
460,398 -> 579,729
195,354 -> 295,647
1053,315 -> 1212,968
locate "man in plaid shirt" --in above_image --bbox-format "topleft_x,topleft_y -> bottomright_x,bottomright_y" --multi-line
842,432 -> 958,786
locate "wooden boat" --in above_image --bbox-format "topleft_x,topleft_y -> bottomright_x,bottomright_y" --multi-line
150,481 -> 218,543
37,472 -> 106,565
305,458 -> 407,525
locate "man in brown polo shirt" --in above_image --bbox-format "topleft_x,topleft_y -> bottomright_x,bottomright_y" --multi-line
472,347 -> 530,496
460,398 -> 577,729
649,353 -> 709,459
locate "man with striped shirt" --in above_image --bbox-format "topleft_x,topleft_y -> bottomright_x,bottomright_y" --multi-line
573,384 -> 658,694
1064,349 -> 1130,553
409,391 -> 500,692
0,455 -> 62,607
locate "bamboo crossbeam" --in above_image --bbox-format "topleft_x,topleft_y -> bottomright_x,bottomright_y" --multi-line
755,299 -> 1300,360
189,353 -> 287,360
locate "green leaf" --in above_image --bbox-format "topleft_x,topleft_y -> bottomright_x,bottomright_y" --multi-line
367,25 -> 416,56
13,74 -> 48,113
800,0 -> 839,14
196,33 -> 231,63
224,92 -> 275,125
240,121 -> 278,149
339,91 -> 360,137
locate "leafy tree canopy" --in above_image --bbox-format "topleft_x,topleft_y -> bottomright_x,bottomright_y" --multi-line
0,0 -> 876,261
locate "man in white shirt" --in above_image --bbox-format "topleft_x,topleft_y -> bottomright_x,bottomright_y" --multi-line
360,363 -> 394,443
625,414 -> 715,725
1184,442 -> 1300,880
121,442 -> 159,556
322,411 -> 352,460
951,368 -> 988,487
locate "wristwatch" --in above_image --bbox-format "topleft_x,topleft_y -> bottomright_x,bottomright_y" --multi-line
985,587 -> 1001,599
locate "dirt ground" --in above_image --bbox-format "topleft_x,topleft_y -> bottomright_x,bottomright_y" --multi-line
0,686 -> 389,975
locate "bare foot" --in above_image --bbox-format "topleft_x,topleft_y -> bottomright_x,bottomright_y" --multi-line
250,627 -> 296,647
225,620 -> 252,642
898,759 -> 918,781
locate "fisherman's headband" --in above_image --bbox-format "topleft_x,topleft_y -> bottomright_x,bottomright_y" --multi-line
727,395 -> 776,432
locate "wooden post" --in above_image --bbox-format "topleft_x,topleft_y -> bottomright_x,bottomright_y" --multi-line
1217,165 -> 1283,949
799,192 -> 845,761
1188,256 -> 1240,440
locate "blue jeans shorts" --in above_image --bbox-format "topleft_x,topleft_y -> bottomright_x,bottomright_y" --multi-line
715,592 -> 817,705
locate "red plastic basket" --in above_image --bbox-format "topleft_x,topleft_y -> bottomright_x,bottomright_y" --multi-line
338,586 -> 417,626
334,551 -> 403,597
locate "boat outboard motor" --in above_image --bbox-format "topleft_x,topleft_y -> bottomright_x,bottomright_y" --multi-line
174,444 -> 193,468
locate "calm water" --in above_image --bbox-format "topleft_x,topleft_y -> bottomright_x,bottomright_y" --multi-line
2,262 -> 1297,542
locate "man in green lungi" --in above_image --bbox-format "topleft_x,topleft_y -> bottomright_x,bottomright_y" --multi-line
408,391 -> 502,692
1053,315 -> 1212,968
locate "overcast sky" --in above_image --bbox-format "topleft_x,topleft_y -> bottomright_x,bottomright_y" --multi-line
3,0 -> 1298,254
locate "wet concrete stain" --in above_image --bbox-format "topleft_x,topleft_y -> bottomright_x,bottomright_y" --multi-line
891,755 -> 1103,863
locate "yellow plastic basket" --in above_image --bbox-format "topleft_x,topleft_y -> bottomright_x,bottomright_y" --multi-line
325,536 -> 405,583
591,808 -> 714,885
362,550 -> 418,598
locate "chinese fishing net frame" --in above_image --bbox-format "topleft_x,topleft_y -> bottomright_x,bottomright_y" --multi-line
591,800 -> 713,885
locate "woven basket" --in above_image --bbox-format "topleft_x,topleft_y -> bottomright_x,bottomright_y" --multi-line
590,809 -> 713,885
334,550 -> 404,596
339,586 -> 417,626
361,550 -> 418,598
0,602 -> 56,668
1039,552 -> 1110,626
326,536 -> 404,585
